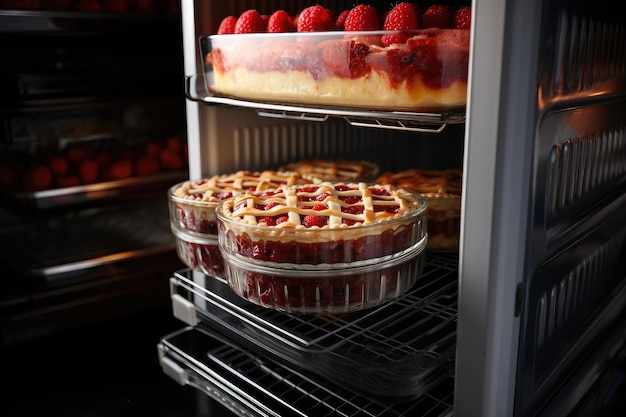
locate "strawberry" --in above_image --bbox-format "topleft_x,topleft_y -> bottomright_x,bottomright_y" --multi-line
381,2 -> 419,47
422,5 -> 453,29
453,7 -> 472,30
334,9 -> 349,30
343,4 -> 380,31
217,15 -> 237,34
296,5 -> 334,32
234,9 -> 267,34
267,10 -> 295,33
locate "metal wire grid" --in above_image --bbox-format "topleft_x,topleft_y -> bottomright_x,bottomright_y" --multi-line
160,325 -> 455,417
171,251 -> 459,401
173,251 -> 458,355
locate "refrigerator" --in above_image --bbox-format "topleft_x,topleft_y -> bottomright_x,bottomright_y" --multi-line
157,0 -> 626,416
0,2 -> 187,345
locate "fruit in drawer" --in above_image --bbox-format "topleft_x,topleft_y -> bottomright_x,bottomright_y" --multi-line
42,0 -> 71,10
135,154 -> 160,176
105,160 -> 133,180
0,164 -> 18,189
22,164 -> 52,191
78,160 -> 99,184
159,148 -> 184,171
103,0 -> 131,13
47,155 -> 69,176
0,0 -> 41,9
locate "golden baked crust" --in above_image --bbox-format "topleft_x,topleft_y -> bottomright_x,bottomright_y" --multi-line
173,170 -> 312,203
221,182 -> 419,227
279,158 -> 380,182
376,168 -> 462,250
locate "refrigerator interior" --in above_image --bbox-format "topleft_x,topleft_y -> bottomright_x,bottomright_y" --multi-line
0,3 -> 188,346
163,0 -> 626,416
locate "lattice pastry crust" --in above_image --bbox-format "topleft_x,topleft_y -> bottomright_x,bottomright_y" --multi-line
376,168 -> 462,196
220,182 -> 422,230
173,170 -> 311,202
279,159 -> 380,182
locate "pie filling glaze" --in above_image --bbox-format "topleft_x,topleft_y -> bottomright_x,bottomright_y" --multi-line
206,29 -> 470,111
376,168 -> 462,250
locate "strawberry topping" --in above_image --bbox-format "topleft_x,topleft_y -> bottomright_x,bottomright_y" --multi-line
343,4 -> 381,31
422,5 -> 453,29
267,9 -> 296,33
296,5 -> 335,32
381,2 -> 419,47
234,9 -> 267,34
453,7 -> 472,30
217,15 -> 237,34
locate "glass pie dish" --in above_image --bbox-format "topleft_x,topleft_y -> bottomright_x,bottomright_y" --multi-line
216,182 -> 428,314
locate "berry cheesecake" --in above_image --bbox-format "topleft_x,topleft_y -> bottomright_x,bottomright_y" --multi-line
205,28 -> 469,111
216,182 -> 427,313
376,168 -> 462,250
279,158 -> 380,182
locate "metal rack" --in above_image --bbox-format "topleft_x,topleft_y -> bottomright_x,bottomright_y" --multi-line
184,75 -> 466,134
159,325 -> 455,417
164,251 -> 459,409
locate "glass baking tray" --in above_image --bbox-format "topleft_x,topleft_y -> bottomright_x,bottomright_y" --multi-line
158,325 -> 455,417
169,251 -> 458,402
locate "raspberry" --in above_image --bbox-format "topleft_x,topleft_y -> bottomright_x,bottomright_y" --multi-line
276,215 -> 289,224
297,5 -> 334,32
381,2 -> 419,47
267,10 -> 295,33
343,5 -> 380,31
303,214 -> 327,228
422,5 -> 453,29
234,9 -> 267,34
311,204 -> 326,211
217,15 -> 237,34
453,7 -> 472,30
